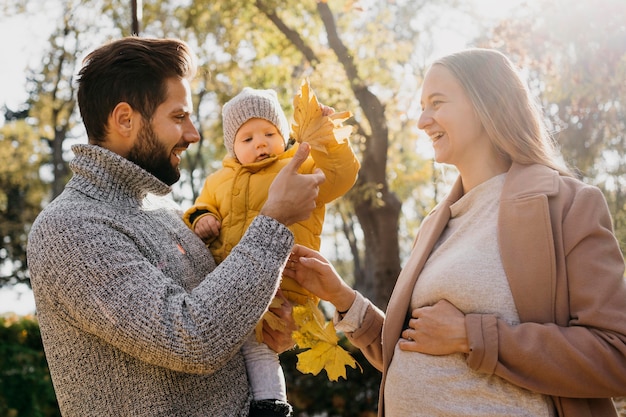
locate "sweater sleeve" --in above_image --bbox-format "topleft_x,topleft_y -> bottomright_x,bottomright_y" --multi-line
28,209 -> 293,375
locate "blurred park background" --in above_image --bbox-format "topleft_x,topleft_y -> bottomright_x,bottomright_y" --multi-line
1,0 -> 625,415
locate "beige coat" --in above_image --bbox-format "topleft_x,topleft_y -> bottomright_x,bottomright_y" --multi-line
348,163 -> 626,417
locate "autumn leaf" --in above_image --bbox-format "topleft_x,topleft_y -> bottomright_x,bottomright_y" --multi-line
291,79 -> 353,154
255,297 -> 286,342
296,341 -> 360,381
255,276 -> 360,380
291,298 -> 360,381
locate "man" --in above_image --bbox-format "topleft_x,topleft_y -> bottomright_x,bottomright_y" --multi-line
27,37 -> 325,417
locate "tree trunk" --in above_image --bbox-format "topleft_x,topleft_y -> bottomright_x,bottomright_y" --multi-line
51,126 -> 69,199
257,1 -> 403,309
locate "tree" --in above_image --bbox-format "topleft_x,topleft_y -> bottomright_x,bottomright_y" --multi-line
478,0 -> 626,252
167,0 -> 451,308
0,0 -> 125,287
0,314 -> 60,417
0,122 -> 47,287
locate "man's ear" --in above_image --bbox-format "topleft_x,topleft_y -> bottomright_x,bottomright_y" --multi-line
110,102 -> 136,137
105,102 -> 141,157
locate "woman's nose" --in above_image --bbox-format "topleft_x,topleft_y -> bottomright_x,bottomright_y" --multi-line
417,110 -> 432,130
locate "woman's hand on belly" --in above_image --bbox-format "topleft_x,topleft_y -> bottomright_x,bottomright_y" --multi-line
399,299 -> 470,355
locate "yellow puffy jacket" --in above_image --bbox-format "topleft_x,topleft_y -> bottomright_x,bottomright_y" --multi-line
183,141 -> 359,263
184,139 -> 361,305
183,140 -> 360,379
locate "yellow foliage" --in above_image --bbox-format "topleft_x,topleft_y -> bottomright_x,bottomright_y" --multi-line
255,81 -> 358,380
254,297 -> 287,342
291,79 -> 353,154
292,299 -> 360,381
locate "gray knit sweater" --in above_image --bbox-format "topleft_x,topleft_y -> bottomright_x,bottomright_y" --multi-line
27,144 -> 294,417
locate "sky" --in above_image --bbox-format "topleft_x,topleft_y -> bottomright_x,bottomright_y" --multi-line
0,0 -> 526,315
0,5 -> 59,112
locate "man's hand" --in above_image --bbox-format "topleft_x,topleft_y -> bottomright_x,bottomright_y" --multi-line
260,143 -> 325,226
262,290 -> 297,353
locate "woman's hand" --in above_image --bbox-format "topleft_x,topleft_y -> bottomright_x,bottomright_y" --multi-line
398,299 -> 469,355
283,244 -> 356,313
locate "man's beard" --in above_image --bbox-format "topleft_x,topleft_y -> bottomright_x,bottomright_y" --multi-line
127,122 -> 180,186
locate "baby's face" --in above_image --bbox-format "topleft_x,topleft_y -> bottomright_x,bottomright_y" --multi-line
233,118 -> 285,164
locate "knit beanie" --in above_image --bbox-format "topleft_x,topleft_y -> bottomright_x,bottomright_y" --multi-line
222,87 -> 290,157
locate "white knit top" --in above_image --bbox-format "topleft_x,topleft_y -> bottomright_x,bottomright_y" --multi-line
384,174 -> 555,416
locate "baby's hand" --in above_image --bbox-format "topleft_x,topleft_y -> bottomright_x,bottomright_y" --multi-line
320,104 -> 335,117
194,215 -> 221,240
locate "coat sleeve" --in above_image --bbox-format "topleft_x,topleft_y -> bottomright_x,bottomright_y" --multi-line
182,173 -> 223,229
466,184 -> 626,398
309,139 -> 360,204
343,294 -> 386,372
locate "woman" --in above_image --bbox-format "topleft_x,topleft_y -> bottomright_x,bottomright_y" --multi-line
283,48 -> 626,417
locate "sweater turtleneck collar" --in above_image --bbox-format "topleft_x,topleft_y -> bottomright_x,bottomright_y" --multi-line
67,144 -> 172,206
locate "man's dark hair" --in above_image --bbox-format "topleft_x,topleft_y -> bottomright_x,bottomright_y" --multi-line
76,37 -> 197,144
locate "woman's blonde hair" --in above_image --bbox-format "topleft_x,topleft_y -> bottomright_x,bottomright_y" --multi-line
432,48 -> 573,176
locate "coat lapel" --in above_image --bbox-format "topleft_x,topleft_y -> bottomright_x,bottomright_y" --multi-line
498,163 -> 560,323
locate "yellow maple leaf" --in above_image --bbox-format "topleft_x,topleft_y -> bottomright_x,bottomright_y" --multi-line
291,298 -> 361,381
254,287 -> 361,381
291,79 -> 353,153
292,299 -> 336,347
255,297 -> 286,342
296,341 -> 360,381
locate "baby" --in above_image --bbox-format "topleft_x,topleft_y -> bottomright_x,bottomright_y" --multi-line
184,87 -> 360,416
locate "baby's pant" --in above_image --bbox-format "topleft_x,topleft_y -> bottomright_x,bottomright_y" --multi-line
241,333 -> 287,401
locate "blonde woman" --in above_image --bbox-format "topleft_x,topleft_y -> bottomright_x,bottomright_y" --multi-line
284,48 -> 626,417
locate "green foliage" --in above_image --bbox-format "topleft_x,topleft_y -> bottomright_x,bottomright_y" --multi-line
281,336 -> 381,417
0,314 -> 60,417
0,316 -> 380,416
0,122 -> 47,287
478,0 -> 626,253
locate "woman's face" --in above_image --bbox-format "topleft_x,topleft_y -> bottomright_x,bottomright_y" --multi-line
418,65 -> 487,172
